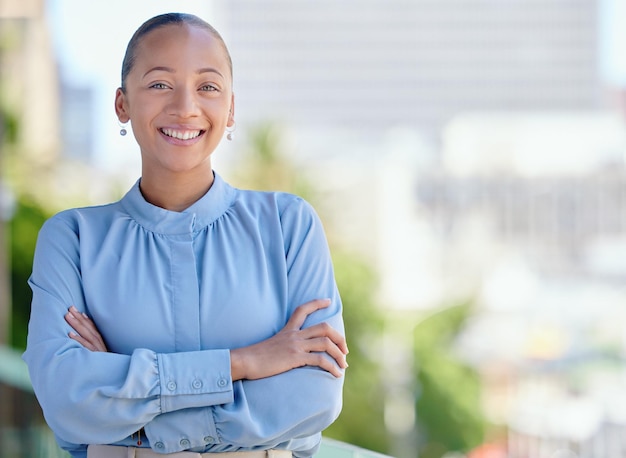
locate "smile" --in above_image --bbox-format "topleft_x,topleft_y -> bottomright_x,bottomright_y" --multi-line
160,128 -> 204,140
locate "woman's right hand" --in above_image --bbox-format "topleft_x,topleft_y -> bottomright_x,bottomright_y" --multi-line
230,298 -> 348,380
65,306 -> 109,352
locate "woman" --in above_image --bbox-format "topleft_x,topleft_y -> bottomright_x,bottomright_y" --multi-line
23,13 -> 347,458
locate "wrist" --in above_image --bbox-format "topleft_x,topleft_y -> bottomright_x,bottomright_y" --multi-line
230,348 -> 246,381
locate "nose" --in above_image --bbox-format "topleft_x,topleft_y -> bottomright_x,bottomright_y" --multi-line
167,86 -> 201,118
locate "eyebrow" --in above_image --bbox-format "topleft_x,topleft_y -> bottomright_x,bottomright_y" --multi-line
142,66 -> 225,79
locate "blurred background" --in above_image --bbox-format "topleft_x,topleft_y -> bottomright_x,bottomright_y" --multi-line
2,0 -> 626,457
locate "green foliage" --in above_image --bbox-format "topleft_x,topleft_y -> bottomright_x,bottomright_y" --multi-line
229,122 -> 313,199
0,109 -> 18,145
413,303 -> 485,458
323,251 -> 389,454
9,198 -> 49,350
0,107 -> 18,145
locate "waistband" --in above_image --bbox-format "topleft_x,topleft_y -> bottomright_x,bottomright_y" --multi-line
87,444 -> 292,458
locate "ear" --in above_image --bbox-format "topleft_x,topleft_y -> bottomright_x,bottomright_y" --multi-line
227,93 -> 235,127
115,88 -> 130,123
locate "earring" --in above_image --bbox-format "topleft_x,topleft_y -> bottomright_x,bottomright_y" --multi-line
226,121 -> 236,141
118,121 -> 128,136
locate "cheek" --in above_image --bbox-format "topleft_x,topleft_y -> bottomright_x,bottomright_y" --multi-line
204,94 -> 232,117
127,103 -> 160,133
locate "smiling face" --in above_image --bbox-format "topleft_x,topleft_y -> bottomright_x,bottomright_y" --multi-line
115,23 -> 234,179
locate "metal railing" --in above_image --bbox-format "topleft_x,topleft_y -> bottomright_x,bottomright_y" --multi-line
317,438 -> 394,457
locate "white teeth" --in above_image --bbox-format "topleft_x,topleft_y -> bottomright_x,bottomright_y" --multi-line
161,128 -> 201,140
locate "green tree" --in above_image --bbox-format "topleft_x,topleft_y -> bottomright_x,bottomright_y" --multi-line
9,198 -> 49,350
231,122 -> 390,454
1,74 -> 52,350
229,122 -> 313,198
413,303 -> 485,458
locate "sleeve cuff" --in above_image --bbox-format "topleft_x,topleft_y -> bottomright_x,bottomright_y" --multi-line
157,349 -> 233,413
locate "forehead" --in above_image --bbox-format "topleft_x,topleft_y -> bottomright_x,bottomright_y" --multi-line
133,24 -> 230,75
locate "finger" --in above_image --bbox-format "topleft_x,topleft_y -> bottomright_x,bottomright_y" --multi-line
285,299 -> 331,330
69,329 -> 107,352
65,307 -> 107,351
304,352 -> 345,378
80,314 -> 107,348
303,336 -> 349,369
65,309 -> 97,338
300,322 -> 349,355
69,331 -> 98,352
67,307 -> 99,338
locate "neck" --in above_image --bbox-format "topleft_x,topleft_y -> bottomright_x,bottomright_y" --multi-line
139,169 -> 215,212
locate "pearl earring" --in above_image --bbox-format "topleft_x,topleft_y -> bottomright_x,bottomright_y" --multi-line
226,121 -> 236,141
118,121 -> 128,136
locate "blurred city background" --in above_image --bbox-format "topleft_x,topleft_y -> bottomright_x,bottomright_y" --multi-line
1,0 -> 626,457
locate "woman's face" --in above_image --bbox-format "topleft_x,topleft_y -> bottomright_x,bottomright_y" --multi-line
115,24 -> 234,177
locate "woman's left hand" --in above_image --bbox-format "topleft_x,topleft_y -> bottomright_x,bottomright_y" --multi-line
64,306 -> 109,352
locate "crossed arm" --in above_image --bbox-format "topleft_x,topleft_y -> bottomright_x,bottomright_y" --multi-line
28,195 -> 346,455
65,298 -> 349,380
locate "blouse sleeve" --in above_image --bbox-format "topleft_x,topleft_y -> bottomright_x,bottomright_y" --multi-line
208,197 -> 345,455
23,215 -> 234,454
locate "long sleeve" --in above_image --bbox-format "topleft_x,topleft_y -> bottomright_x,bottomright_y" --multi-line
209,196 -> 345,456
23,175 -> 344,457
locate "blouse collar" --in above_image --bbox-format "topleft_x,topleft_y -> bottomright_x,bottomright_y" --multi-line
120,172 -> 236,235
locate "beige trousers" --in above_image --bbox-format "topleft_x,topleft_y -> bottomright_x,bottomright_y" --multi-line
87,444 -> 292,458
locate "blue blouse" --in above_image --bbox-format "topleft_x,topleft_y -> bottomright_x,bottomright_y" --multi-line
23,173 -> 344,458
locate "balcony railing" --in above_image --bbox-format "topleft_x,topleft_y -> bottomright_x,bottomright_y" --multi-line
317,438 -> 393,457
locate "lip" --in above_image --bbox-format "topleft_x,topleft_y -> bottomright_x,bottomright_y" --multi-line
158,126 -> 206,146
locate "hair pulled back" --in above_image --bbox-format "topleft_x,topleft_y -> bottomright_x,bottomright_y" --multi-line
120,12 -> 233,92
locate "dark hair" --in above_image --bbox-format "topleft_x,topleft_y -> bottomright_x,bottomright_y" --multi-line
120,12 -> 233,92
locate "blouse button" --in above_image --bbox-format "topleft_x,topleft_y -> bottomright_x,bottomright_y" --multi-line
180,438 -> 191,448
155,442 -> 164,449
192,379 -> 203,389
204,436 -> 215,443
217,378 -> 228,388
166,381 -> 177,391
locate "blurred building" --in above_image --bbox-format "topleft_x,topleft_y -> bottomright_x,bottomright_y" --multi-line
218,0 -> 603,141
60,81 -> 95,161
0,0 -> 60,165
216,0 -> 611,312
434,112 -> 626,457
